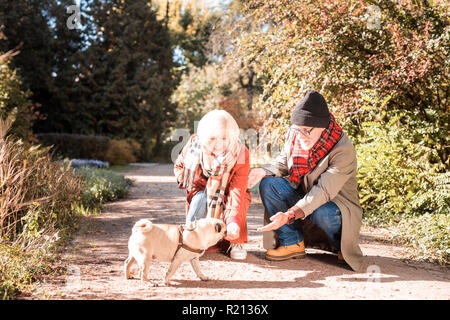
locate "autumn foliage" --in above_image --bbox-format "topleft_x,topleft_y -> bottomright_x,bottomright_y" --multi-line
219,0 -> 449,262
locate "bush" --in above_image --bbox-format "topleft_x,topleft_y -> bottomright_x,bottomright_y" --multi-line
73,167 -> 132,210
350,91 -> 449,264
0,120 -> 85,299
352,91 -> 448,225
0,130 -> 84,243
0,241 -> 57,299
0,120 -> 132,299
103,139 -> 139,165
124,138 -> 143,161
37,133 -> 111,161
0,55 -> 37,142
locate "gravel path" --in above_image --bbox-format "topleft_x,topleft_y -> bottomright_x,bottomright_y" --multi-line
26,164 -> 449,300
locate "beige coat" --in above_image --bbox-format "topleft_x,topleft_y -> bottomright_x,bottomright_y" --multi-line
262,132 -> 364,272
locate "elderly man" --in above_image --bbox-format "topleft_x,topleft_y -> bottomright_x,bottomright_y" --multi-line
248,90 -> 364,272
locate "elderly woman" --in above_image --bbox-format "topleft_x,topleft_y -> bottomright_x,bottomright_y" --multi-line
174,110 -> 250,260
248,90 -> 364,272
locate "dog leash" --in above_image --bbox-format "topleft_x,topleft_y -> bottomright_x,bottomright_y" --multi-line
171,225 -> 205,262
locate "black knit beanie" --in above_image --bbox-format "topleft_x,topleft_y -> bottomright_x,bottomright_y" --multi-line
291,90 -> 330,128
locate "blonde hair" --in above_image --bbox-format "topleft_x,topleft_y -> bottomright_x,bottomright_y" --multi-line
197,110 -> 240,148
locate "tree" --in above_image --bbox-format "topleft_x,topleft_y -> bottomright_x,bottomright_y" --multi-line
0,52 -> 35,141
206,0 -> 265,112
0,0 -> 87,135
72,0 -> 178,157
0,0 -> 55,135
226,0 -> 448,162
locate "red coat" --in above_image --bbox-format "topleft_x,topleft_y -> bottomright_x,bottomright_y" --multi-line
174,135 -> 251,244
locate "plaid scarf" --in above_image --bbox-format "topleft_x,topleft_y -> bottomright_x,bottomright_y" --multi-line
181,135 -> 242,219
287,113 -> 342,185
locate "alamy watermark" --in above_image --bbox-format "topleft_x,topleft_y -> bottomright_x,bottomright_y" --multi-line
365,5 -> 381,30
65,265 -> 82,290
170,122 -> 284,165
66,5 -> 82,30
366,264 -> 381,283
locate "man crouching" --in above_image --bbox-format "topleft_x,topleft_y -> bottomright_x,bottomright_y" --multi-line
248,90 -> 364,272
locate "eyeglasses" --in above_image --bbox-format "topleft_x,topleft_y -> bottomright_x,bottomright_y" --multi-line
290,126 -> 315,136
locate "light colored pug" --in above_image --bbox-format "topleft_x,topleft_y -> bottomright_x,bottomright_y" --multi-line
124,217 -> 226,286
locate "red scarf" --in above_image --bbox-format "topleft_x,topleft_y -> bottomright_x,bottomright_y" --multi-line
287,113 -> 342,185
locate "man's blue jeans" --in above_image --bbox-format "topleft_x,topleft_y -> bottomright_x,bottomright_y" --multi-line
259,177 -> 342,249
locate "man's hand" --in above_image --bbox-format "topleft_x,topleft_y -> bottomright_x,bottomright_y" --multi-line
256,206 -> 304,232
248,167 -> 267,189
225,222 -> 240,241
256,211 -> 289,232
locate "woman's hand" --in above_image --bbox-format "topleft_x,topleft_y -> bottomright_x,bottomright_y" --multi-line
256,211 -> 289,232
225,222 -> 240,241
248,167 -> 267,189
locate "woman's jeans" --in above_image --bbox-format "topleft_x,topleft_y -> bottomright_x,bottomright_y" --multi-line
186,190 -> 208,223
259,177 -> 342,249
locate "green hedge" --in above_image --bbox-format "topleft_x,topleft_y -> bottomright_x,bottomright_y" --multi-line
37,133 -> 111,161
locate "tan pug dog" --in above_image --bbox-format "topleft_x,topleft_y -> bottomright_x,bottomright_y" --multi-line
124,218 -> 226,286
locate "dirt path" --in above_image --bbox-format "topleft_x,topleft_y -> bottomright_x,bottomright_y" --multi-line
26,164 -> 449,300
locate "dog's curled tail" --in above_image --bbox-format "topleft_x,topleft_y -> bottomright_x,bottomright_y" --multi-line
132,219 -> 153,233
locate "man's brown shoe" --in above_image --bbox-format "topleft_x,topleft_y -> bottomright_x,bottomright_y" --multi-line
337,251 -> 348,265
265,242 -> 306,261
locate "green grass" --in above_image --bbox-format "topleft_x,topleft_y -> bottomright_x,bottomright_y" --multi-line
107,164 -> 135,173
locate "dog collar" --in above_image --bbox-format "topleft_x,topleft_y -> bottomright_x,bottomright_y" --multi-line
172,225 -> 205,261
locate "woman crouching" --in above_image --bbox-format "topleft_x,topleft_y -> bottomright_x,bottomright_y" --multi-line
174,110 -> 250,260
